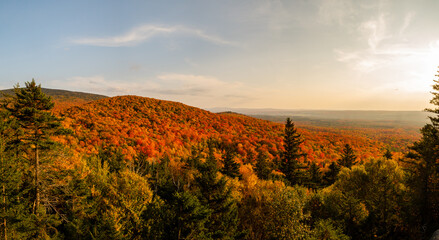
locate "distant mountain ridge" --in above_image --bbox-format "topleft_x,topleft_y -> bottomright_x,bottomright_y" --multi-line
209,107 -> 431,127
1,88 -> 108,101
1,88 -> 108,112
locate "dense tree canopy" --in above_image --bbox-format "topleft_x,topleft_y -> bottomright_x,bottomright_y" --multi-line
0,79 -> 436,239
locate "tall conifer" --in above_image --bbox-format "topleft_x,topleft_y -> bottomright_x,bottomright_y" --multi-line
338,144 -> 357,169
280,118 -> 306,185
5,79 -> 65,214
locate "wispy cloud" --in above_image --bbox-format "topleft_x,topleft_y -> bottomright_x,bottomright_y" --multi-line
399,12 -> 415,35
334,12 -> 439,73
152,74 -> 242,96
360,14 -> 388,51
53,73 -> 255,103
70,24 -> 236,47
52,76 -> 156,95
318,0 -> 355,26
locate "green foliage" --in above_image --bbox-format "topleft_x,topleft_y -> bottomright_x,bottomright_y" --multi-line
334,159 -> 408,239
0,110 -> 26,239
404,68 -> 439,238
195,150 -> 241,239
1,79 -> 71,238
238,182 -> 313,240
1,80 -> 436,239
262,187 -> 312,240
310,219 -> 350,240
255,152 -> 271,180
66,157 -> 154,240
98,146 -> 126,173
306,162 -> 322,189
141,155 -> 210,239
220,146 -> 241,179
323,162 -> 340,186
337,144 -> 357,169
280,118 -> 307,186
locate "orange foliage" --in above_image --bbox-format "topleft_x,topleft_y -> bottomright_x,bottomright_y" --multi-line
51,95 -> 418,168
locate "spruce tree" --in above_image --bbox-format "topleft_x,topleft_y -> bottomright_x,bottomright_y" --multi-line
280,118 -> 306,185
307,162 -> 322,189
5,79 -> 65,214
195,146 -> 241,239
0,109 -> 24,239
404,68 -> 439,237
255,152 -> 271,180
3,79 -> 68,238
220,146 -> 241,179
338,144 -> 357,169
323,162 -> 340,186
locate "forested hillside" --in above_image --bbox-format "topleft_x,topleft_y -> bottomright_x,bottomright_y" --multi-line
1,80 -> 438,240
59,95 -> 407,169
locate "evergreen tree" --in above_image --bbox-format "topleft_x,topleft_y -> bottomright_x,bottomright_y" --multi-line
141,154 -> 210,239
220,146 -> 241,179
280,118 -> 307,185
255,152 -> 271,180
323,162 -> 340,186
338,144 -> 357,169
307,162 -> 322,189
195,147 -> 241,239
383,149 -> 393,160
5,79 -> 66,214
3,79 -> 68,238
404,67 -> 439,238
0,109 -> 25,239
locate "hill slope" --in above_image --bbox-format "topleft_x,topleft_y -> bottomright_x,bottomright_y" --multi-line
1,88 -> 108,111
60,95 -> 401,167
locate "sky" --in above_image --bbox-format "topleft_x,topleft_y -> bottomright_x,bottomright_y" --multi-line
1,0 -> 439,110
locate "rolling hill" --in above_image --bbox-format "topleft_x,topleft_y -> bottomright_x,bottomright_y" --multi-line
56,94 -> 414,168
1,88 -> 108,112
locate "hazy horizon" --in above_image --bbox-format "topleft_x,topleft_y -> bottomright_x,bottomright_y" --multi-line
1,0 -> 439,111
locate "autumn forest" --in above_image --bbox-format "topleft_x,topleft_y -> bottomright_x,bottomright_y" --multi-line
0,76 -> 438,240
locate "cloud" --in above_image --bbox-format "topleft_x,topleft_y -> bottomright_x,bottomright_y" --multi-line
399,12 -> 415,35
51,76 -> 157,95
334,12 -> 439,74
70,24 -> 236,47
53,73 -> 255,104
152,74 -> 241,96
360,14 -> 388,51
318,0 -> 355,25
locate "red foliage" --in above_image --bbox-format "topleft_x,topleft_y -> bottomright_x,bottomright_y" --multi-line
54,95 -> 419,168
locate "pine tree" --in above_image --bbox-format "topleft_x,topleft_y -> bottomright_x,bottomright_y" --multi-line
4,79 -> 68,238
195,147 -> 241,239
255,152 -> 271,180
0,109 -> 24,239
5,79 -> 65,214
307,162 -> 322,189
323,162 -> 340,186
404,67 -> 439,238
220,146 -> 241,179
280,118 -> 306,185
338,144 -> 357,169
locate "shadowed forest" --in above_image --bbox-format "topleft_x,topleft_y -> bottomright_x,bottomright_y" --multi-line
0,76 -> 438,240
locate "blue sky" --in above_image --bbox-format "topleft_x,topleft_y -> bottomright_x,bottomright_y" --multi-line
1,0 -> 439,110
